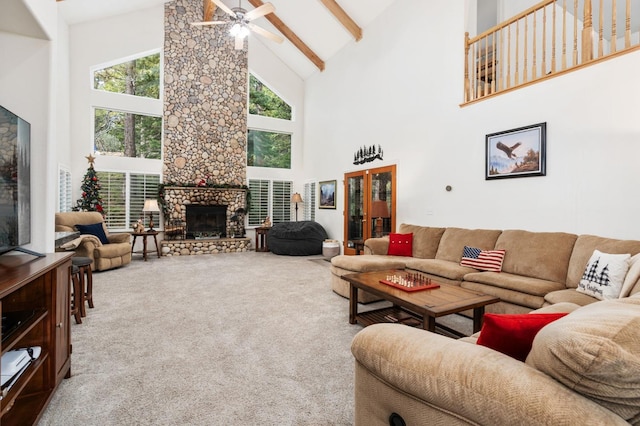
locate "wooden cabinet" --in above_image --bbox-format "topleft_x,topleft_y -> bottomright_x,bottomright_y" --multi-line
343,165 -> 396,255
0,253 -> 72,425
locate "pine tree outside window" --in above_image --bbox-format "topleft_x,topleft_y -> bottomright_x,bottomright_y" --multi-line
92,52 -> 162,159
247,73 -> 292,169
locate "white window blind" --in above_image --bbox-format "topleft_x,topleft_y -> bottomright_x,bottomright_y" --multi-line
248,179 -> 269,226
130,173 -> 160,227
97,171 -> 127,229
58,166 -> 72,212
272,180 -> 292,224
96,171 -> 160,230
303,182 -> 316,221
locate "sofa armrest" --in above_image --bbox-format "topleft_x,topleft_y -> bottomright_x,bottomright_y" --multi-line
364,237 -> 389,255
352,324 -> 627,425
108,233 -> 132,244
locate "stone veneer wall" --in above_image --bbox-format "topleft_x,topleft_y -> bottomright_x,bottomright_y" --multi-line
163,0 -> 247,186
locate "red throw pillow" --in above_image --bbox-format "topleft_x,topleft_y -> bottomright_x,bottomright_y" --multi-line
476,313 -> 568,361
387,233 -> 413,257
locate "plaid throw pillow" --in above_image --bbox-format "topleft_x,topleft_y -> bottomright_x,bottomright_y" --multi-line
460,246 -> 505,272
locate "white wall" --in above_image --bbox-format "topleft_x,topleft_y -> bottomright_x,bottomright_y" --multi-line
0,30 -> 55,253
304,0 -> 640,242
68,5 -> 165,184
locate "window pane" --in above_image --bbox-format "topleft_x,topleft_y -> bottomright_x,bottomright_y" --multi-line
248,179 -> 269,226
130,174 -> 160,228
247,130 -> 291,169
249,74 -> 291,120
303,182 -> 316,221
272,181 -> 292,224
94,109 -> 162,159
96,171 -> 126,229
93,53 -> 160,99
58,167 -> 72,212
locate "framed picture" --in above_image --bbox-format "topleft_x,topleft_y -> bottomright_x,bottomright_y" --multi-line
485,122 -> 546,180
319,180 -> 337,209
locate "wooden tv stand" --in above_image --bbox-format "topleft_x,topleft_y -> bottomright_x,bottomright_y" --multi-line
0,252 -> 73,425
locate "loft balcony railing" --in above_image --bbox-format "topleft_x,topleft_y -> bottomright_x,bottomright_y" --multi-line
464,0 -> 640,104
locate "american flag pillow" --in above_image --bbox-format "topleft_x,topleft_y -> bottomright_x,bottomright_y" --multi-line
460,246 -> 506,272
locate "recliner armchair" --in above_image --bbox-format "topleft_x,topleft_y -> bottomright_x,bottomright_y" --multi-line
55,211 -> 132,271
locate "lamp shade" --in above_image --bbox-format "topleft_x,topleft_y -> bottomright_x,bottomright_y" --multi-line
371,200 -> 390,218
142,199 -> 160,213
291,193 -> 303,203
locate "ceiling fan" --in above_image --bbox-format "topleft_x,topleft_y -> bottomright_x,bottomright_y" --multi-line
191,0 -> 284,50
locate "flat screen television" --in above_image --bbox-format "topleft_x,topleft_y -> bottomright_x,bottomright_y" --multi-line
0,105 -> 35,256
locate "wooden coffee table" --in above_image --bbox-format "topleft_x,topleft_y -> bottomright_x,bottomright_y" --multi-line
344,270 -> 499,336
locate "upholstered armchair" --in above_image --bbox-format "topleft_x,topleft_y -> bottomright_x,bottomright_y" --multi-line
55,211 -> 132,271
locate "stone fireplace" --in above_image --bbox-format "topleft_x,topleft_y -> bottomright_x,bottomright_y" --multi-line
160,0 -> 250,256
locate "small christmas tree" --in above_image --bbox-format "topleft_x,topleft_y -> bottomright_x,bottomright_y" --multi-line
73,154 -> 105,215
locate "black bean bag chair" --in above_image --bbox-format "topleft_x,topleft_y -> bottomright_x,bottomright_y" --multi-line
267,221 -> 328,255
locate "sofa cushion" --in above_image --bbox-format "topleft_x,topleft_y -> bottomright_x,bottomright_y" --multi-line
397,224 -> 445,259
621,253 -> 640,298
566,234 -> 640,289
576,250 -> 630,300
387,233 -> 413,257
463,271 -> 565,297
75,222 -> 109,245
460,246 -> 505,272
543,289 -> 600,306
526,297 -> 640,422
330,255 -> 407,273
404,258 -> 476,281
435,228 -> 502,262
496,230 -> 577,284
477,313 -> 568,361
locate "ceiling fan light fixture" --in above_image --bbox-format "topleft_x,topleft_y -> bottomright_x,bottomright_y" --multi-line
230,22 -> 250,39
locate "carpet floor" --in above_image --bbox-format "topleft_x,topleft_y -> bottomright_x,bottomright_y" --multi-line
38,252 -> 471,425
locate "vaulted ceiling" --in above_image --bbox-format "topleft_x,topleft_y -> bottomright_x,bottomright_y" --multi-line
55,0 -> 397,80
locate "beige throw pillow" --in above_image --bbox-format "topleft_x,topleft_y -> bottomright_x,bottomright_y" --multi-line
526,297 -> 640,423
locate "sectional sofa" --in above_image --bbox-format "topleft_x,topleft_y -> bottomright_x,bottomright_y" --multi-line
351,295 -> 640,425
330,223 -> 640,313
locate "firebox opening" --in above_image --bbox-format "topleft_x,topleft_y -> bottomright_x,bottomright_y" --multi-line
185,204 -> 227,239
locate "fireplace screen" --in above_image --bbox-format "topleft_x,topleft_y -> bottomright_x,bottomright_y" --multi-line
185,205 -> 227,238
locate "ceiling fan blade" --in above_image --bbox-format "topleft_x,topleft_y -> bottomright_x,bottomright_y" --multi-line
244,2 -> 275,21
191,20 -> 227,26
235,35 -> 244,50
211,0 -> 236,17
248,22 -> 284,43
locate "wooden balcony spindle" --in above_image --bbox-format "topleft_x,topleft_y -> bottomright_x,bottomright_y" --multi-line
532,10 -> 538,80
612,0 -> 617,53
582,0 -> 593,62
507,25 -> 512,88
492,32 -> 497,93
599,0 -> 604,57
464,32 -> 470,102
524,15 -> 529,82
573,0 -> 579,66
625,0 -> 631,48
515,20 -> 520,85
552,1 -> 557,72
562,0 -> 568,69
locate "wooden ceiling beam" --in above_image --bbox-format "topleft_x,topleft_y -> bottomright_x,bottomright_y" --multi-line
247,0 -> 325,71
319,0 -> 362,41
204,0 -> 216,22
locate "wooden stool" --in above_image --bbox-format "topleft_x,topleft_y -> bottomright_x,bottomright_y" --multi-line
70,264 -> 82,324
72,257 -> 94,317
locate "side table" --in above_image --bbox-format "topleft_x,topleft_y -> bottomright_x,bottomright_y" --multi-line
255,227 -> 271,252
131,230 -> 161,261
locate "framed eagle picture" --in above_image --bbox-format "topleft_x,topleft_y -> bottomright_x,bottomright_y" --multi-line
485,122 -> 546,180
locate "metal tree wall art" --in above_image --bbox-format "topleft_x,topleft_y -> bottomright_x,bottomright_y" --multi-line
353,145 -> 383,165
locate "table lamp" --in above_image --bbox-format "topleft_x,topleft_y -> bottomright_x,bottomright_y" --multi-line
291,193 -> 303,221
142,199 -> 160,231
370,200 -> 390,237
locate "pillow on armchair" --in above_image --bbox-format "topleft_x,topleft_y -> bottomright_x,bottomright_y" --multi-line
75,222 -> 110,245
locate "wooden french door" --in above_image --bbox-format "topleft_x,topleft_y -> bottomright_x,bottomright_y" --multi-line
343,165 -> 396,255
